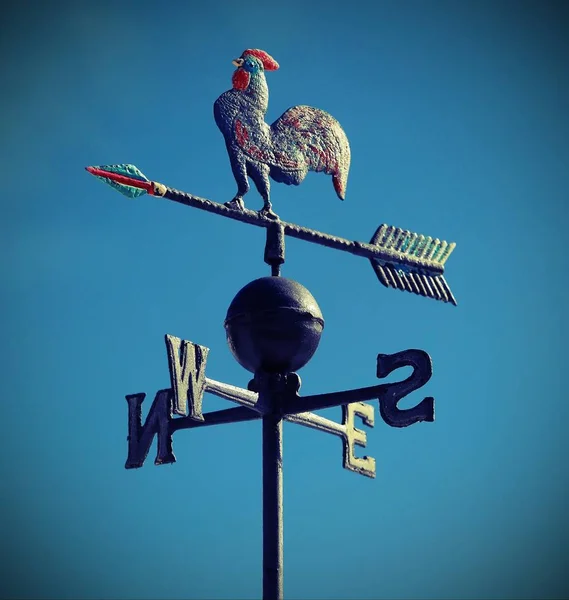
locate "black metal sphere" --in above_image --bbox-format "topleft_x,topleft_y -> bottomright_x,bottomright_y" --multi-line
224,277 -> 324,374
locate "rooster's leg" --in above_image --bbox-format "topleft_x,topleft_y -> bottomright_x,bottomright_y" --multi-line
249,163 -> 278,219
224,155 -> 249,211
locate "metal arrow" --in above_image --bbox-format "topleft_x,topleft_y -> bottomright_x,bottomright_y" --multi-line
86,164 -> 458,305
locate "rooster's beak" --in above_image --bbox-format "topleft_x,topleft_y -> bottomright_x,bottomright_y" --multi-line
232,58 -> 244,68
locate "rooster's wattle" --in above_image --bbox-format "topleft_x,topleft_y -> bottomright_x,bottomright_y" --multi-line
214,49 -> 351,218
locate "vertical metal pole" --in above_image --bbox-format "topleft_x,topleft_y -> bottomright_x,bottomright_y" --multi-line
262,219 -> 286,599
263,412 -> 284,600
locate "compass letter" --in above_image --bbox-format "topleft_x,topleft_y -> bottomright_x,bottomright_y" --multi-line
377,349 -> 434,427
125,389 -> 175,469
342,402 -> 376,479
165,335 -> 209,420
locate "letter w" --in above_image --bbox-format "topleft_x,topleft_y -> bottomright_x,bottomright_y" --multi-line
165,334 -> 209,420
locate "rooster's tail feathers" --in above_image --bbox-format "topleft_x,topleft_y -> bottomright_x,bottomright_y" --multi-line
272,105 -> 351,199
332,139 -> 350,200
333,173 -> 346,200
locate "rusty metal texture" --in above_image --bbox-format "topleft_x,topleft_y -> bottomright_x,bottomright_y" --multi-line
214,49 -> 350,218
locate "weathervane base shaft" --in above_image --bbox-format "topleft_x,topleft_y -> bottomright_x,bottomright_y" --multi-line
263,414 -> 284,600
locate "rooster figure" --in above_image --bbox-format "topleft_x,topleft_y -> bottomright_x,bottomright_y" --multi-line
214,49 -> 351,218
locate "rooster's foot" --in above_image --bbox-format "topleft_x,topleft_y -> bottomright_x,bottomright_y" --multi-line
224,197 -> 245,211
258,206 -> 279,220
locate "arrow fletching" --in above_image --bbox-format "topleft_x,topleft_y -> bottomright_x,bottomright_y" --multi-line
85,164 -> 153,198
369,224 -> 457,305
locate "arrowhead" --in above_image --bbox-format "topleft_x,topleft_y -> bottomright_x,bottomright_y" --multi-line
85,163 -> 151,198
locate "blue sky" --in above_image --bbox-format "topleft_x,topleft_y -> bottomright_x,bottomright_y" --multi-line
1,1 -> 568,598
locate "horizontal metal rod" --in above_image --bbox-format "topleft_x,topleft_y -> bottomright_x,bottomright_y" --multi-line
205,377 -> 260,411
283,384 -> 387,416
169,392 -> 352,441
170,405 -> 260,432
284,410 -> 345,437
202,378 -> 365,440
158,186 -> 445,275
164,376 -> 379,445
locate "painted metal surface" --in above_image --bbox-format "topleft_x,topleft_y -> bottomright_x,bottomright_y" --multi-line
85,164 -> 457,304
262,415 -> 283,600
165,334 -> 209,418
225,277 -> 324,373
87,48 -> 454,600
214,49 -> 350,218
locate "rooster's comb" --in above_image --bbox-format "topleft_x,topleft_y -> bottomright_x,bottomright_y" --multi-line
242,49 -> 279,71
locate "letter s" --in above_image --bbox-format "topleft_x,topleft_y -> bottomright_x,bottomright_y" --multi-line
376,349 -> 434,427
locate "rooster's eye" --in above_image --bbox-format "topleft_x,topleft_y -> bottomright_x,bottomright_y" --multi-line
244,59 -> 258,72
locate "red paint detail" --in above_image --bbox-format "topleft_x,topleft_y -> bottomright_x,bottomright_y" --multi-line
85,166 -> 153,193
308,144 -> 326,165
235,120 -> 249,147
283,115 -> 301,129
242,49 -> 279,71
248,145 -> 269,162
274,151 -> 298,169
333,174 -> 345,199
232,69 -> 250,90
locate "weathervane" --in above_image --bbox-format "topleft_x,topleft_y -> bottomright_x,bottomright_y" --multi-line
86,48 -> 457,600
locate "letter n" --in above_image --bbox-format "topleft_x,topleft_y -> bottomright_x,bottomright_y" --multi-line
125,389 -> 175,469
